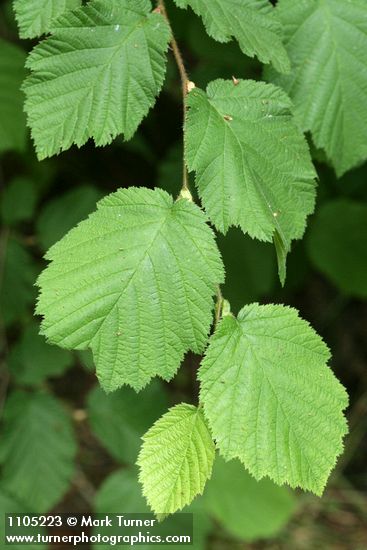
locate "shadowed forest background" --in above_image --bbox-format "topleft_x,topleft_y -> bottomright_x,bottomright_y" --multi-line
0,0 -> 366,548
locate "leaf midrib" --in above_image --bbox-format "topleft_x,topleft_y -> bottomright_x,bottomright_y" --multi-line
91,207 -> 170,373
155,407 -> 204,512
206,96 -> 289,244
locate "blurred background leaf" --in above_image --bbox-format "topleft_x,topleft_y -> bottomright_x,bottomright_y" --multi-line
8,322 -> 73,386
36,185 -> 103,252
217,228 -> 276,314
203,456 -> 296,542
0,391 -> 77,512
0,237 -> 38,327
1,177 -> 37,226
307,200 -> 367,298
87,381 -> 169,465
0,38 -> 27,154
0,490 -> 46,549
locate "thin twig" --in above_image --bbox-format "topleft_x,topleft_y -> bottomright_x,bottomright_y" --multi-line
156,0 -> 227,324
157,0 -> 189,98
156,0 -> 192,195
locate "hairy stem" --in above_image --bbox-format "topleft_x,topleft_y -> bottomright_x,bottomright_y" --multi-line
157,0 -> 191,196
157,0 -> 189,98
157,0 -> 228,326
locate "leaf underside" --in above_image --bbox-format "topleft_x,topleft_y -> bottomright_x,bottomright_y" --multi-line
174,0 -> 290,73
36,187 -> 224,392
199,303 -> 348,495
185,79 -> 316,281
138,403 -> 215,515
23,0 -> 171,159
266,0 -> 367,176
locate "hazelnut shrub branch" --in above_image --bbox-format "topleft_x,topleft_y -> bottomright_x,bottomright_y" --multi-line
24,0 -> 350,517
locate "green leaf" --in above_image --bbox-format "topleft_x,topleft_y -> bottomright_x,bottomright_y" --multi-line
8,322 -> 73,385
1,178 -> 37,226
173,0 -> 290,73
36,187 -> 224,392
265,0 -> 367,176
138,403 -> 215,515
14,0 -> 81,39
199,303 -> 348,495
204,456 -> 295,541
0,490 -> 46,549
23,0 -> 171,159
185,79 -> 316,279
87,380 -> 168,464
0,237 -> 38,326
36,185 -> 102,251
0,391 -> 77,512
0,38 -> 27,154
307,199 -> 367,298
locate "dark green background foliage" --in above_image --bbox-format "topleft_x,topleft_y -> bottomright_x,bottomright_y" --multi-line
0,1 -> 366,548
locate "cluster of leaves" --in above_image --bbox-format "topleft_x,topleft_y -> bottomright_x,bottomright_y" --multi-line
1,0 -> 367,542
